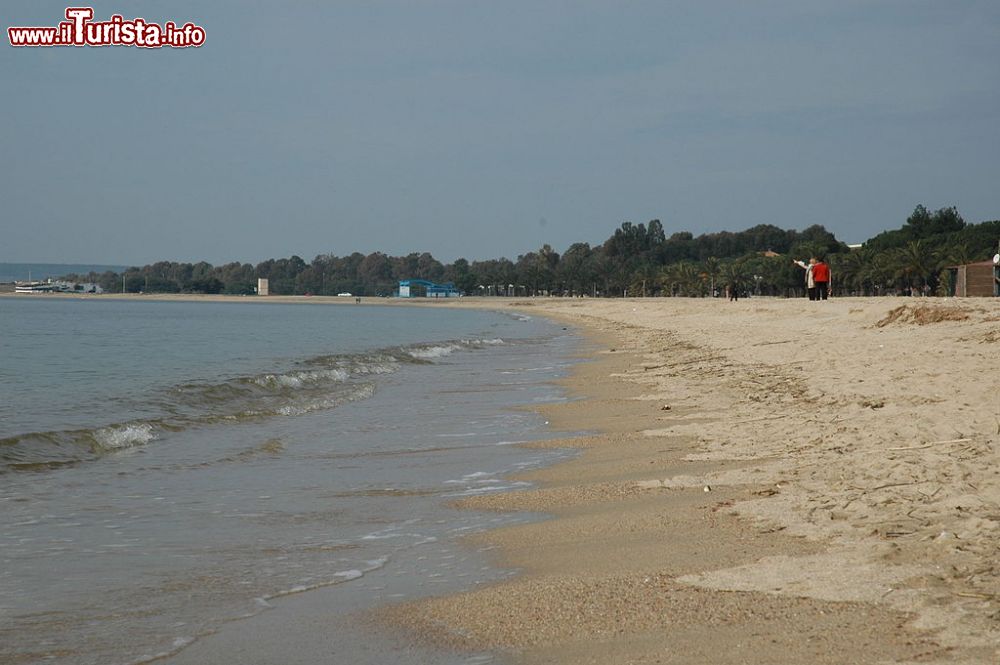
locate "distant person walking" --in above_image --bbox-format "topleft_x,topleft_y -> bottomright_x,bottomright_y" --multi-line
727,281 -> 739,302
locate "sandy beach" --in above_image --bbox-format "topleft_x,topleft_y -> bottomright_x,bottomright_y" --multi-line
6,292 -> 999,663
377,296 -> 1000,664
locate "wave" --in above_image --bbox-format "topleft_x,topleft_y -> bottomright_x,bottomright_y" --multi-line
261,556 -> 389,601
0,419 -> 182,471
92,423 -> 157,451
407,342 -> 463,359
406,338 -> 504,360
0,337 -> 505,473
249,368 -> 350,389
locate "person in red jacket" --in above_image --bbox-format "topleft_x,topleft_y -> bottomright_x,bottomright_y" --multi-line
812,256 -> 831,300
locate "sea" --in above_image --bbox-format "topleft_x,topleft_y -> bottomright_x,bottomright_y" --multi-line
0,296 -> 579,665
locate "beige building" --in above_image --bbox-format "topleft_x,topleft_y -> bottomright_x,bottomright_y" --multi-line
946,260 -> 998,297
257,278 -> 269,296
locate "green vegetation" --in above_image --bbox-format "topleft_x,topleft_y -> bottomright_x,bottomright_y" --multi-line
63,206 -> 998,297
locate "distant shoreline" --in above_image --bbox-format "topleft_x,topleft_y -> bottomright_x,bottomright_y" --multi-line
2,291 -> 995,304
0,292 -> 446,305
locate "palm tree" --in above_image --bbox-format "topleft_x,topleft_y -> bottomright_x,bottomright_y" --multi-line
756,255 -> 786,295
686,262 -> 707,297
863,251 -> 894,295
936,241 -> 973,297
701,257 -> 722,296
720,260 -> 749,296
660,263 -> 683,297
830,248 -> 869,296
662,262 -> 702,297
942,241 -> 973,268
630,263 -> 661,297
892,240 -> 940,292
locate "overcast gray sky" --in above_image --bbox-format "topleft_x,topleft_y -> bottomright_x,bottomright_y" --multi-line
3,1 -> 998,265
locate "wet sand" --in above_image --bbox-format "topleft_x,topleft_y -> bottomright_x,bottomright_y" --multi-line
382,296 -> 1000,664
11,292 -> 1000,663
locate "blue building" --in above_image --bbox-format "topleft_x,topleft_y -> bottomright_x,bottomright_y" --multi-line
397,279 -> 461,298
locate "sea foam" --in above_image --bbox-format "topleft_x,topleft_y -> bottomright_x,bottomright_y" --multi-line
92,423 -> 156,451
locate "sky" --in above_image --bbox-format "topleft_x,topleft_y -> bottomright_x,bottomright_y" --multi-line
2,1 -> 999,266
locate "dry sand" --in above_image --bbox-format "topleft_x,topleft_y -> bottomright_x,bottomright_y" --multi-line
381,296 -> 1000,664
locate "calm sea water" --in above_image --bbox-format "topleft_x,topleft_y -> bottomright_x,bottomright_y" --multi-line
0,297 -> 578,665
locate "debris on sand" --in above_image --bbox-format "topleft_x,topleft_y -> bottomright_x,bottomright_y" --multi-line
875,304 -> 970,327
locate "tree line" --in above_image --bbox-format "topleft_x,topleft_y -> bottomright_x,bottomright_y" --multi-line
63,205 -> 999,298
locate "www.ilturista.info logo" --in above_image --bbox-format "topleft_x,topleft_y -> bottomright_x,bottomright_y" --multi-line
8,7 -> 205,48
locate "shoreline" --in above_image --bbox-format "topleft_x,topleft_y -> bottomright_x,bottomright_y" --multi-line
9,293 -> 1000,663
380,297 -> 1000,664
140,300 -> 582,665
3,296 -> 574,665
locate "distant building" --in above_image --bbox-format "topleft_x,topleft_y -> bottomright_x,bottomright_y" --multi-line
257,278 -> 269,296
397,279 -> 460,298
15,281 -> 60,293
14,279 -> 102,294
945,260 -> 999,297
